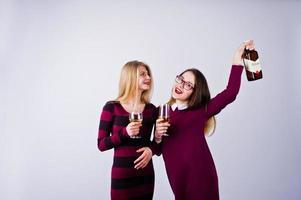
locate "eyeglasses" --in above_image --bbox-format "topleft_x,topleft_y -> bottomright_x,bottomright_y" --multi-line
175,75 -> 194,91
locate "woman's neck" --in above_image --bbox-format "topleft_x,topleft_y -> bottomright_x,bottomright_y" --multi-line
127,99 -> 143,106
121,97 -> 144,107
121,99 -> 145,113
175,99 -> 188,106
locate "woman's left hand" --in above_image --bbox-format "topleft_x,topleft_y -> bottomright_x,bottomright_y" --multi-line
233,40 -> 255,65
134,147 -> 152,170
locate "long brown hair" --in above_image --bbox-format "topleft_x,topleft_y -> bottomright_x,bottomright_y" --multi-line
116,60 -> 153,104
168,68 -> 216,136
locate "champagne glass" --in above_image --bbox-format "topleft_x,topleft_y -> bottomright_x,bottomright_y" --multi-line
129,112 -> 143,139
158,104 -> 170,136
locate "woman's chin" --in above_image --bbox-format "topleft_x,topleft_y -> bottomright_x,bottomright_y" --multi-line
141,86 -> 150,91
172,93 -> 181,100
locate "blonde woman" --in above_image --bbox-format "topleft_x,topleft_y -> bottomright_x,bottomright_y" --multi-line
154,40 -> 255,199
97,61 -> 158,200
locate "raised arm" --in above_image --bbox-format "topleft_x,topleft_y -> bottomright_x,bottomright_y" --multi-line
205,40 -> 255,117
205,65 -> 243,117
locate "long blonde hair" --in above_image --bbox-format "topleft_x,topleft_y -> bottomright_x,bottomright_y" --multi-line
116,60 -> 153,104
168,68 -> 216,136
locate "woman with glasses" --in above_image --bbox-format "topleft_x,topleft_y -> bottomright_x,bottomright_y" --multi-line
97,60 -> 158,200
154,40 -> 255,200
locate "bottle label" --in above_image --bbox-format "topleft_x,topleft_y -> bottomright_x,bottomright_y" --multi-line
243,58 -> 262,73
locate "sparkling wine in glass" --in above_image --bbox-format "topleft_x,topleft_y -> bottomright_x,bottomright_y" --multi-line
129,112 -> 143,139
158,104 -> 170,136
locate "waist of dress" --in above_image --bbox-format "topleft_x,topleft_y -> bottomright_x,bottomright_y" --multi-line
113,154 -> 154,169
114,145 -> 145,157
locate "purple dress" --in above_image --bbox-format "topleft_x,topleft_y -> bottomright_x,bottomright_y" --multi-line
160,65 -> 243,200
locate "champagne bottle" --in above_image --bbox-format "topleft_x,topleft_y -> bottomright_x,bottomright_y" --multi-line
242,49 -> 263,81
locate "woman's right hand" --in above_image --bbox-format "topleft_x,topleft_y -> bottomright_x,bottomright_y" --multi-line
126,122 -> 142,137
155,119 -> 170,143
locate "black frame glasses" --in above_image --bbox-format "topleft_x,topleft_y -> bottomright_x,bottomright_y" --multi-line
175,75 -> 194,91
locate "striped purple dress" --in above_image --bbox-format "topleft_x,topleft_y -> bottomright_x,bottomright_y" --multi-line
98,101 -> 157,200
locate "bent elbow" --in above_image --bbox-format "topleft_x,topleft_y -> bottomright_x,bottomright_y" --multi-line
98,145 -> 108,152
97,140 -> 107,152
228,87 -> 240,101
226,90 -> 238,104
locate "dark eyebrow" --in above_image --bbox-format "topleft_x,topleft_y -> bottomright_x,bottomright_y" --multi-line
182,78 -> 194,85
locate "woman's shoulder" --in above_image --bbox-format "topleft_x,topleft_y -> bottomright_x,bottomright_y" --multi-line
102,100 -> 119,111
185,105 -> 206,113
145,102 -> 156,110
106,100 -> 119,105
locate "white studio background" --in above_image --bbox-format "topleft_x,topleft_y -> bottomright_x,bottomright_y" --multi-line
1,0 -> 300,200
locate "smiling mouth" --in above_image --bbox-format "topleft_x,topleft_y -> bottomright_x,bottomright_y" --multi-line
175,87 -> 183,94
